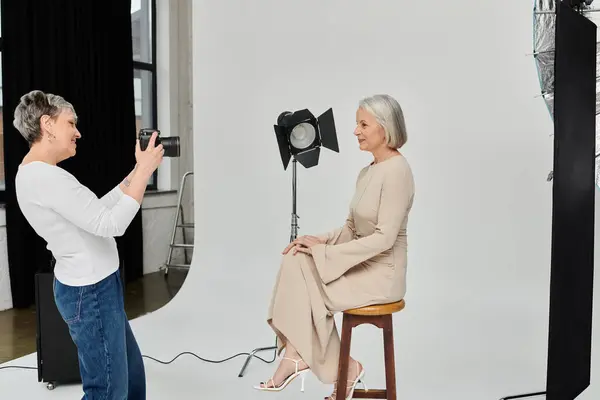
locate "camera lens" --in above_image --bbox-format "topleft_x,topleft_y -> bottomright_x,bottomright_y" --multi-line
138,129 -> 180,157
161,136 -> 180,158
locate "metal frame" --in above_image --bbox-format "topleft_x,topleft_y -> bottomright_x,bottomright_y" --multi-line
162,171 -> 194,275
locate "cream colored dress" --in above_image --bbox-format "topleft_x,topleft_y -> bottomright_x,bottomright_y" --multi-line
266,154 -> 415,384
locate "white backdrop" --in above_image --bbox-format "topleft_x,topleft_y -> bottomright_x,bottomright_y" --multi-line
133,0 -> 599,399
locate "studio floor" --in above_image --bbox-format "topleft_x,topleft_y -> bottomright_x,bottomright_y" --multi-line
2,265 -> 600,399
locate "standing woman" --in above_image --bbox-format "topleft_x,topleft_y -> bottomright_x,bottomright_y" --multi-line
13,90 -> 163,399
256,94 -> 415,400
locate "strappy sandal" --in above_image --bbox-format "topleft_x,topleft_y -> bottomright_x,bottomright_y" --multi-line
253,357 -> 310,392
325,360 -> 368,400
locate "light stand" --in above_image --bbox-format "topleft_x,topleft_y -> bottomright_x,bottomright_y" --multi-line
237,336 -> 278,378
237,107 -> 339,378
500,1 -> 596,399
237,159 -> 299,378
290,158 -> 299,243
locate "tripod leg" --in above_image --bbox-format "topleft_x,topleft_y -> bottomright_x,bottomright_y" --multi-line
499,391 -> 546,400
237,337 -> 278,377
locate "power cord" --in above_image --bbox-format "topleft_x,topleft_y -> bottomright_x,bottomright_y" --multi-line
0,365 -> 37,371
142,350 -> 276,365
0,349 -> 276,372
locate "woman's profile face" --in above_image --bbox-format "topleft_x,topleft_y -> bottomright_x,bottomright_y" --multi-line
42,109 -> 81,160
354,107 -> 386,153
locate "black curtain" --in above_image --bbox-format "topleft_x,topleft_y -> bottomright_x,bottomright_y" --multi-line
1,0 -> 144,308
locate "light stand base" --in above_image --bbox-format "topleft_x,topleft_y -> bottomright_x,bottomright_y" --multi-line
499,391 -> 546,400
237,337 -> 278,377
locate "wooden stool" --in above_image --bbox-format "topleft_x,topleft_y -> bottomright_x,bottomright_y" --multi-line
335,300 -> 405,400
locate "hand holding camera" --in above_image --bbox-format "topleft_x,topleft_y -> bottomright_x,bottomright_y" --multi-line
139,128 -> 180,157
135,131 -> 164,175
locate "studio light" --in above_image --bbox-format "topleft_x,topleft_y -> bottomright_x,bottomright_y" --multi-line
274,108 -> 339,169
272,107 -> 340,242
237,107 -> 339,378
533,0 -> 600,185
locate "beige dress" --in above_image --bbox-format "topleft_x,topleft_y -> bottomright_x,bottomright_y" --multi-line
266,154 -> 415,384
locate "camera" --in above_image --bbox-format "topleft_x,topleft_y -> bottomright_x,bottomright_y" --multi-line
138,128 -> 180,157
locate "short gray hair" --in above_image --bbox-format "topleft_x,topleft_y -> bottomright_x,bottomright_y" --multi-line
358,94 -> 407,149
13,90 -> 77,145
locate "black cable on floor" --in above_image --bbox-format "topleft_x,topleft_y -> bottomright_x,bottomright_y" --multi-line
0,365 -> 37,370
0,350 -> 276,372
142,350 -> 276,365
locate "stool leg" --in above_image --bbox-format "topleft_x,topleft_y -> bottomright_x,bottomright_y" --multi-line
336,314 -> 353,399
382,315 -> 396,400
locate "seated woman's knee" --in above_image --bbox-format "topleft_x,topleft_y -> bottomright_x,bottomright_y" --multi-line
281,251 -> 304,270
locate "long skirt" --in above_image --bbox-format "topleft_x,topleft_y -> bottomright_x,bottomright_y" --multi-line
266,251 -> 403,383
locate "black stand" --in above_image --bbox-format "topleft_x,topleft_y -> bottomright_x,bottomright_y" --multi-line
35,272 -> 81,390
500,2 -> 596,399
237,158 -> 299,377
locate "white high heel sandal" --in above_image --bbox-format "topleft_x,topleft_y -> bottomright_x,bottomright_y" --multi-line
346,366 -> 367,400
253,357 -> 309,392
327,360 -> 368,400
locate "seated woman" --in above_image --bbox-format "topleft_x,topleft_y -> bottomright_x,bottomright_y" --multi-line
254,94 -> 415,399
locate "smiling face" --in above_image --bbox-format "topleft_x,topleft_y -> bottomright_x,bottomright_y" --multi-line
354,107 -> 388,153
41,109 -> 81,161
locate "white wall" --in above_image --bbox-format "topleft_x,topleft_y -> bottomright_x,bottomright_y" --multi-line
146,0 -> 600,398
142,0 -> 194,275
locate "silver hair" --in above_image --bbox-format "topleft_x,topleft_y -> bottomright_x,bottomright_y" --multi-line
358,94 -> 407,149
13,90 -> 77,145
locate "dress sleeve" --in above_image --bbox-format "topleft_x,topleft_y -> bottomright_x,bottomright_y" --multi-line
43,169 -> 140,237
311,165 -> 413,284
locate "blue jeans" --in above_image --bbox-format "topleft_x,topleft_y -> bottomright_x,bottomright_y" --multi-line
53,270 -> 146,399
